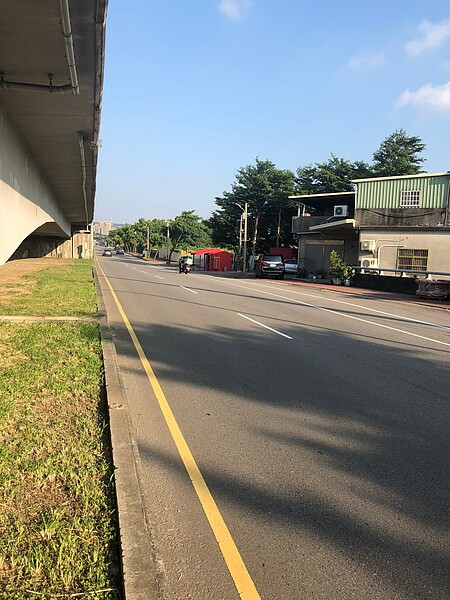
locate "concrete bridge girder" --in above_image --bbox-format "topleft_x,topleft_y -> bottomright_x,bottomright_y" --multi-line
0,108 -> 71,264
0,0 -> 107,265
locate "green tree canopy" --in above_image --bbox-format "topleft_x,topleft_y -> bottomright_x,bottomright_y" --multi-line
108,219 -> 166,253
372,129 -> 426,176
108,223 -> 138,252
168,210 -> 211,260
211,158 -> 297,257
295,154 -> 373,195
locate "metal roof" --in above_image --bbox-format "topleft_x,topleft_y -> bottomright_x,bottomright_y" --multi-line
0,0 -> 107,228
289,191 -> 355,200
352,172 -> 450,183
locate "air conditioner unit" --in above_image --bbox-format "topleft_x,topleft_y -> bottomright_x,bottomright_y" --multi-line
361,258 -> 378,268
334,205 -> 349,217
360,240 -> 376,252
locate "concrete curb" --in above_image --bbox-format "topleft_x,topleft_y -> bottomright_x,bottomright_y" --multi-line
93,264 -> 161,600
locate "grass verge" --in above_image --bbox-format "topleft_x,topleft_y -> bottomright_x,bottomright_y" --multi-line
0,260 -> 98,316
0,260 -> 120,599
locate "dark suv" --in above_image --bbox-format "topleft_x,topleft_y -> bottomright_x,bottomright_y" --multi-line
255,255 -> 285,279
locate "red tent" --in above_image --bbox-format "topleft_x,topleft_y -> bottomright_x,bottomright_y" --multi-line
192,248 -> 233,272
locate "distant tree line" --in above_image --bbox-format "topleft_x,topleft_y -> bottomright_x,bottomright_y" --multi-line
108,129 -> 426,259
107,212 -> 211,260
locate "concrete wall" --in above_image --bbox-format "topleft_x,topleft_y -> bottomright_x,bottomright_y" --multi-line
11,231 -> 93,260
359,229 -> 450,277
0,107 -> 71,265
298,237 -> 358,274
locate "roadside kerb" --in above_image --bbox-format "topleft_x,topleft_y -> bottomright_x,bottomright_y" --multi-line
94,264 -> 161,600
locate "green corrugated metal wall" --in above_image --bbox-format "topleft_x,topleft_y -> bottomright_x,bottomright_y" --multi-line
356,175 -> 450,209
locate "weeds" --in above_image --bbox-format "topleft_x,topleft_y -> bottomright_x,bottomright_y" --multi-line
0,261 -> 120,599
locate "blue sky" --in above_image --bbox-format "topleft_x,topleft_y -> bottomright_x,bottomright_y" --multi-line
95,1 -> 450,223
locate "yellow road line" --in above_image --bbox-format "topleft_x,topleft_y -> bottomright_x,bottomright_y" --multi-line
98,264 -> 261,600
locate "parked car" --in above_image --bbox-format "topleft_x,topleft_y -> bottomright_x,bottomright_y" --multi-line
102,249 -> 112,257
255,254 -> 285,279
283,259 -> 298,276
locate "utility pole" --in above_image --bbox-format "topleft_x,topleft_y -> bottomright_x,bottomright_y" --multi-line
165,220 -> 170,263
234,202 -> 248,276
243,202 -> 248,276
146,226 -> 150,260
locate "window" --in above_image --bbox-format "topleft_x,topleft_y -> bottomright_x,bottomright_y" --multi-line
397,248 -> 428,271
400,190 -> 420,207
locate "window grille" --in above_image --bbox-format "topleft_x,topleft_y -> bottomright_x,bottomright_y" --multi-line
397,248 -> 428,271
400,190 -> 420,207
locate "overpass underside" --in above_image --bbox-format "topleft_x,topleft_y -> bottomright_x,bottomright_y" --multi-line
0,106 -> 92,263
0,0 -> 107,266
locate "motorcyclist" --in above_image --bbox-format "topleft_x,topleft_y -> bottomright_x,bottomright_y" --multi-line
179,255 -> 193,273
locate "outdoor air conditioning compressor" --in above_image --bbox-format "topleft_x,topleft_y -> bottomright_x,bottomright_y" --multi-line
361,258 -> 378,268
360,240 -> 376,251
334,205 -> 349,217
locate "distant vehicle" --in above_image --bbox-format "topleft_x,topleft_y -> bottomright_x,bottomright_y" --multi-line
102,249 -> 112,257
255,254 -> 284,279
283,259 -> 298,275
116,248 -> 124,255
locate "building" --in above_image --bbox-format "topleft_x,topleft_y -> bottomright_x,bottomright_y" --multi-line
291,172 -> 450,280
93,221 -> 114,236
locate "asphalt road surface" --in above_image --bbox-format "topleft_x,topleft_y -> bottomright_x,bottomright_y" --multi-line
97,252 -> 449,600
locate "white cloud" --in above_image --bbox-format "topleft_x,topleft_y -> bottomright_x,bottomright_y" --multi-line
406,18 -> 450,56
218,0 -> 251,20
395,81 -> 450,111
346,51 -> 386,70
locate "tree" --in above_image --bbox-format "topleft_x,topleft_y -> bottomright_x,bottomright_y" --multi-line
146,219 -> 167,253
108,219 -> 166,255
296,154 -> 373,196
168,211 -> 211,262
372,129 -> 426,176
210,158 -> 296,258
108,223 -> 138,252
207,205 -> 240,249
263,167 -> 297,248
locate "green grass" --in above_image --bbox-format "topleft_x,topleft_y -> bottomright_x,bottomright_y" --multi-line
0,261 -> 121,598
0,260 -> 98,316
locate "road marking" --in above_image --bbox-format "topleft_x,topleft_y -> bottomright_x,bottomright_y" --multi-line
215,280 -> 450,349
237,313 -> 293,339
154,275 -> 164,280
180,285 -> 198,294
257,284 -> 450,332
97,264 -> 260,600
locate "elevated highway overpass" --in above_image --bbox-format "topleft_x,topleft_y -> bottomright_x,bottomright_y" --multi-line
0,0 -> 108,265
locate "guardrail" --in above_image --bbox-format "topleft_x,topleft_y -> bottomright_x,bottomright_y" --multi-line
352,266 -> 450,279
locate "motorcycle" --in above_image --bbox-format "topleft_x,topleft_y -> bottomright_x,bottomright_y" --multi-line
181,262 -> 191,274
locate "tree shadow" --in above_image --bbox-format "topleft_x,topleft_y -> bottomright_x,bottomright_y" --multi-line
109,302 -> 450,598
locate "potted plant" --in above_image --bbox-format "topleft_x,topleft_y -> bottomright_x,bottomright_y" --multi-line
329,250 -> 344,284
341,263 -> 355,286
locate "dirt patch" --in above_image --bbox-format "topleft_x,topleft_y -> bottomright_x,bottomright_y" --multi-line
0,258 -> 72,300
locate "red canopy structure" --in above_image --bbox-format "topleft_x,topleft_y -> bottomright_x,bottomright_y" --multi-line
193,248 -> 233,272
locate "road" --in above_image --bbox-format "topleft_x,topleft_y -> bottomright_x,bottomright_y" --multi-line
97,252 -> 450,600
